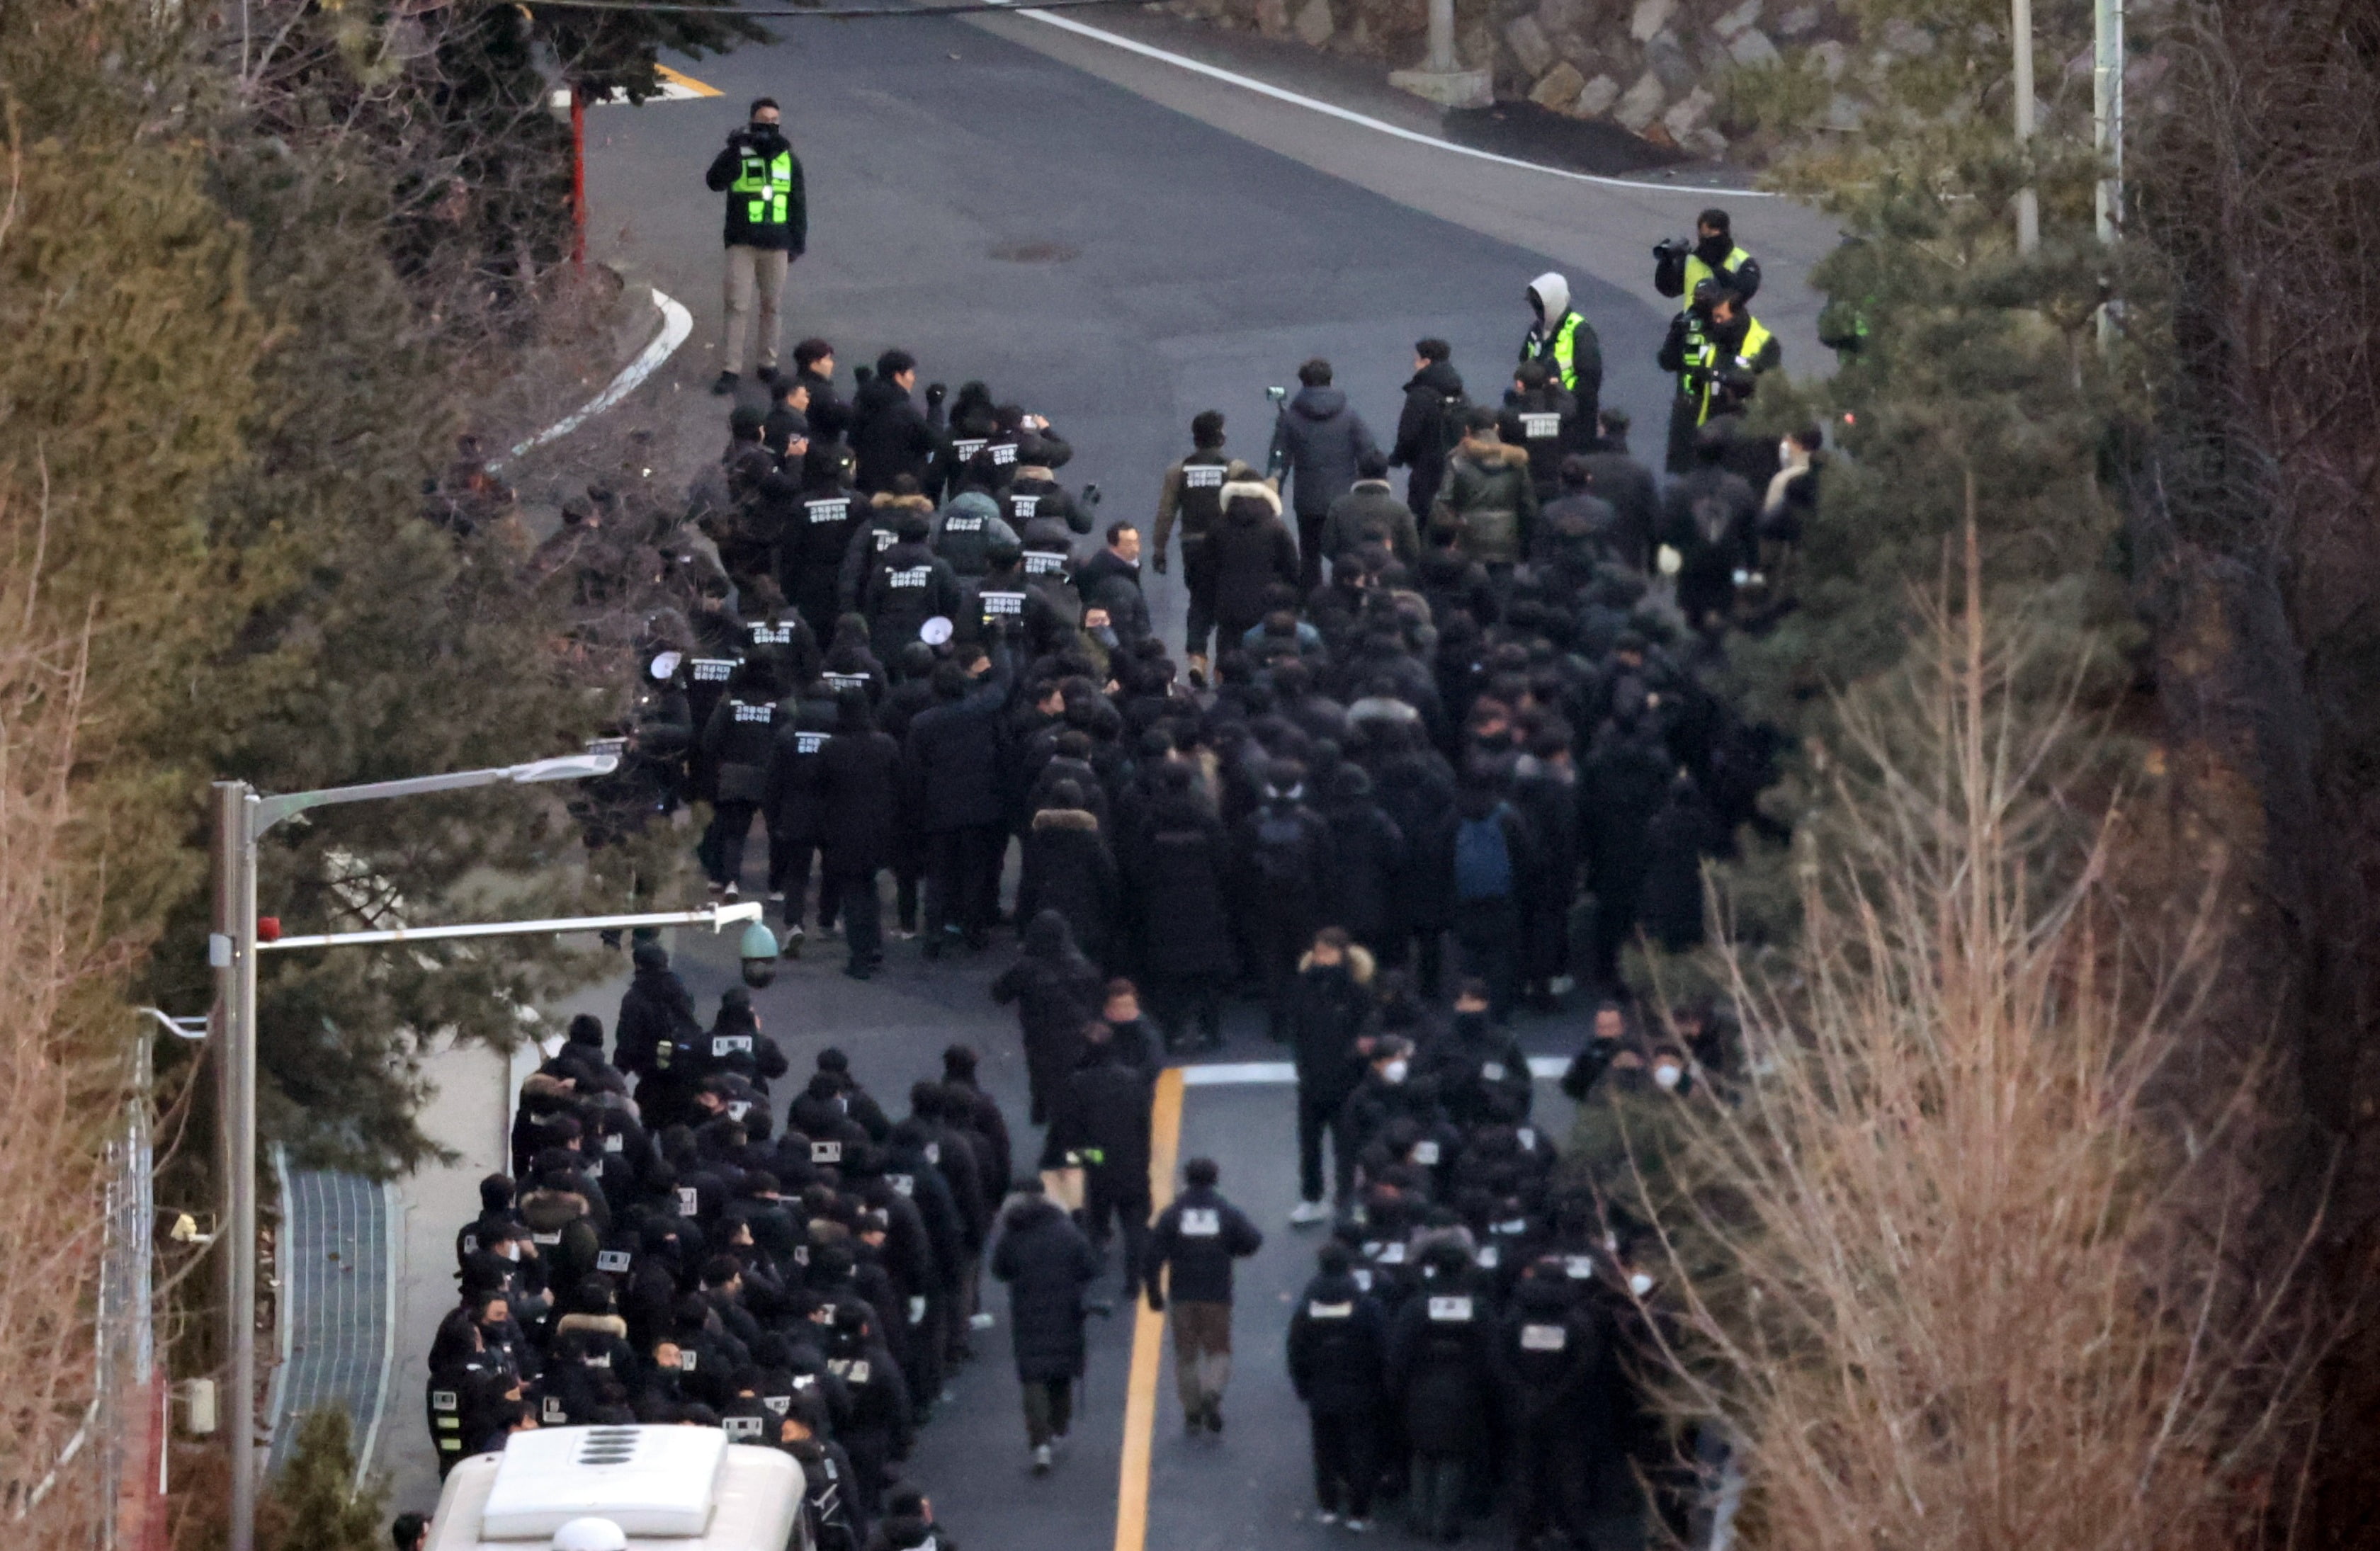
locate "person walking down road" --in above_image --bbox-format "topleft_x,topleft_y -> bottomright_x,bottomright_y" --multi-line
1390,338 -> 1467,527
1152,411 -> 1240,681
1208,479 -> 1301,646
1288,928 -> 1374,1224
705,98 -> 807,396
991,909 -> 1105,1127
1287,1239 -> 1390,1530
1144,1157 -> 1264,1434
1048,1021 -> 1155,1294
990,1179 -> 1100,1475
1268,358 -> 1381,593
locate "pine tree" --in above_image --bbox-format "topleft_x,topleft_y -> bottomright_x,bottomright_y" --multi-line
260,1410 -> 390,1551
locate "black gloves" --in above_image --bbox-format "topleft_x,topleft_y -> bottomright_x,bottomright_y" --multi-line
924,382 -> 948,407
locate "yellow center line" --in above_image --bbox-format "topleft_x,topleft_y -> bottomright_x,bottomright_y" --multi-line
1115,1067 -> 1184,1551
655,64 -> 724,97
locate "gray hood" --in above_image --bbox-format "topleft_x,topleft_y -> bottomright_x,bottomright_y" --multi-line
1290,385 -> 1349,421
1527,271 -> 1571,322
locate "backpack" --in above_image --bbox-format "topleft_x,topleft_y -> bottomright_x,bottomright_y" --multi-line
1453,810 -> 1514,901
1251,807 -> 1318,890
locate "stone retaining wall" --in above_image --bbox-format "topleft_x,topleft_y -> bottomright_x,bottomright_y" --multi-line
1162,0 -> 1854,161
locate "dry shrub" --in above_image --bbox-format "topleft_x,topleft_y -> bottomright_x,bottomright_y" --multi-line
0,495 -> 138,1540
1636,531 -> 2299,1550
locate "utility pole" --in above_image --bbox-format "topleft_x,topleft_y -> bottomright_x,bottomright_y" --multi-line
209,783 -> 259,1551
2012,0 -> 2039,254
2093,0 -> 2125,345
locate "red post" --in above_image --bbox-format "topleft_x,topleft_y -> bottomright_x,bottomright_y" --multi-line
570,81 -> 588,271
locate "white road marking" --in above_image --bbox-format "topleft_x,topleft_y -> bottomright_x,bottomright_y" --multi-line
1175,1056 -> 1570,1085
999,4 -> 1772,200
493,287 -> 693,470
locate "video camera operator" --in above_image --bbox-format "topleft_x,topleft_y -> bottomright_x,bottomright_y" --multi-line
1653,208 -> 1759,314
706,97 -> 809,397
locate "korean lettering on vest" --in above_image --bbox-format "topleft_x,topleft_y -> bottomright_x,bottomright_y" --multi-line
980,589 -> 1024,625
1519,1322 -> 1567,1351
1307,1300 -> 1353,1319
1427,1295 -> 1475,1322
752,621 -> 799,647
951,438 -> 987,463
943,514 -> 982,533
990,441 -> 1019,467
1184,463 -> 1225,490
1023,551 -> 1066,577
677,1186 -> 701,1216
1520,412 -> 1562,442
812,1140 -> 843,1164
807,497 -> 850,525
732,700 -> 774,725
692,657 -> 738,686
873,526 -> 899,552
596,1249 -> 633,1274
795,731 -> 831,755
888,565 -> 931,589
1010,492 -> 1038,518
532,1229 -> 562,1246
725,1414 -> 765,1441
823,672 -> 868,693
1179,1207 -> 1220,1237
714,1034 -> 755,1057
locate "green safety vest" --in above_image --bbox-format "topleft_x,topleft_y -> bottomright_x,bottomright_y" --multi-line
1682,317 -> 1776,424
1679,243 -> 1754,312
1523,312 -> 1590,394
730,148 -> 795,230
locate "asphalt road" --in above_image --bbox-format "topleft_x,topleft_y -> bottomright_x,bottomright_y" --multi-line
382,16 -> 1829,1543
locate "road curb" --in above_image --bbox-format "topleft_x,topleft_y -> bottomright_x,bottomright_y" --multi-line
492,283 -> 693,471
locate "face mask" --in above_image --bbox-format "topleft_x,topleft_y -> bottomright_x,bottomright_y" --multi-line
750,120 -> 779,138
1382,1059 -> 1409,1085
1653,1064 -> 1684,1090
1628,1272 -> 1655,1297
1454,1011 -> 1488,1036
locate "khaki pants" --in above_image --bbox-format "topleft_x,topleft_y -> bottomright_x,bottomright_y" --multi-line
1172,1299 -> 1232,1419
721,244 -> 790,375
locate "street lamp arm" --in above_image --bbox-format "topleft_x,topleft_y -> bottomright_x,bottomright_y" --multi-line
256,901 -> 761,952
250,754 -> 619,837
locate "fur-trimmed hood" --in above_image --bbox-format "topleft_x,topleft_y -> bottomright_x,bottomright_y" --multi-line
1459,436 -> 1533,469
555,1312 -> 628,1339
1031,806 -> 1100,833
1219,479 -> 1282,518
1296,943 -> 1377,984
871,492 -> 936,516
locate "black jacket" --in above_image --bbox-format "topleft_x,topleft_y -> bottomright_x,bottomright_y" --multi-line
1015,807 -> 1121,967
903,647 -> 1014,833
817,722 -> 902,875
1386,1264 -> 1495,1454
1286,1271 -> 1388,1414
1208,486 -> 1300,637
990,1195 -> 1099,1382
1049,1043 -> 1154,1182
1145,1183 -> 1263,1304
1288,955 -> 1375,1106
1577,445 -> 1660,572
850,379 -> 939,494
1125,794 -> 1237,979
1390,360 -> 1467,492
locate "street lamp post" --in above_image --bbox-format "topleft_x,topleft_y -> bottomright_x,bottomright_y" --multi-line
208,754 -> 771,1551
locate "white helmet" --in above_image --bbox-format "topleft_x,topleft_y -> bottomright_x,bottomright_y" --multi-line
552,1520 -> 630,1551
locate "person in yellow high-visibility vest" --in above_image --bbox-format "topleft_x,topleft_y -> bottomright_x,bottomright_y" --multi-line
1658,285 -> 1779,472
1519,272 -> 1604,426
1653,207 -> 1760,314
705,97 -> 809,396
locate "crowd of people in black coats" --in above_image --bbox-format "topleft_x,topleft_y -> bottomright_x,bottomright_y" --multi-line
424,955 -> 1008,1551
450,320 -> 1806,1548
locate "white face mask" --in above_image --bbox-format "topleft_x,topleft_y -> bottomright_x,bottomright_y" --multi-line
1382,1060 -> 1409,1085
1628,1272 -> 1655,1297
1653,1064 -> 1683,1090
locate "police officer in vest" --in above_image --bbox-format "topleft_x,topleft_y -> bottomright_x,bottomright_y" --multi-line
1152,410 -> 1237,681
1655,206 -> 1760,314
705,98 -> 808,397
1519,273 -> 1604,431
1658,283 -> 1780,474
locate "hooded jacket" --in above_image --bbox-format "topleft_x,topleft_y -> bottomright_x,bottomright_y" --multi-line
1288,1270 -> 1389,1414
1206,481 -> 1299,636
990,1193 -> 1099,1382
931,490 -> 1017,578
1391,359 -> 1468,493
1521,271 -> 1604,411
1268,386 -> 1381,519
1014,807 -> 1121,967
1124,791 -> 1237,979
1431,436 -> 1538,566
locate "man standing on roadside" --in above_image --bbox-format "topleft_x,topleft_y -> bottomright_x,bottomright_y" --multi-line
1145,1157 -> 1264,1435
706,97 -> 808,396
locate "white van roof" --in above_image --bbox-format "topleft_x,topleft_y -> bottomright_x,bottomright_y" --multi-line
426,1427 -> 806,1551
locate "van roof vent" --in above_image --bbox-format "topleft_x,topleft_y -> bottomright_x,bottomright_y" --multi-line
480,1426 -> 726,1540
